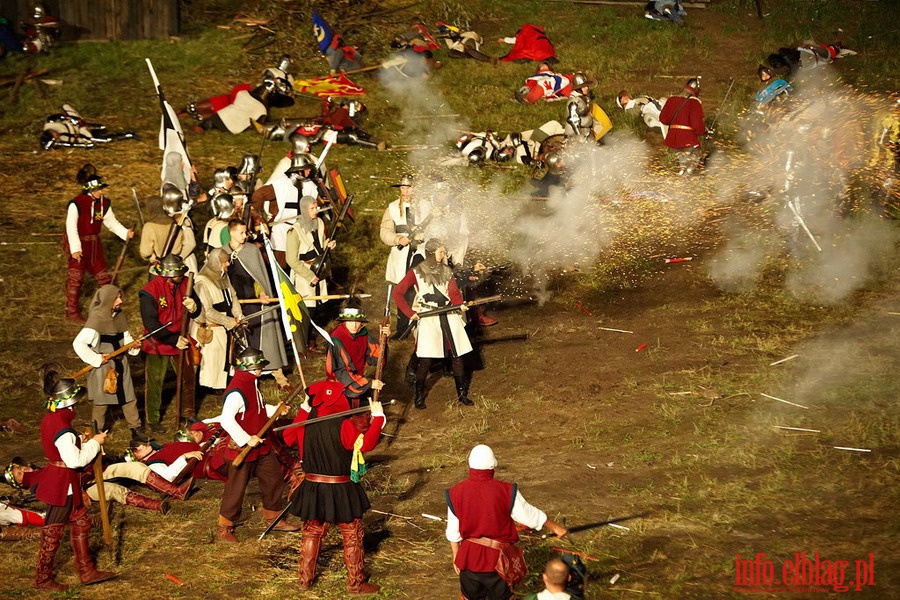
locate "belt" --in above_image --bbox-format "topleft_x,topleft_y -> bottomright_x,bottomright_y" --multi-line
198,322 -> 223,328
80,234 -> 99,241
304,473 -> 351,484
466,537 -> 506,549
670,124 -> 694,131
47,460 -> 67,468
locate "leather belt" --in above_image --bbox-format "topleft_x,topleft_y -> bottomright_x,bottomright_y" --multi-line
670,124 -> 694,131
304,473 -> 350,484
81,234 -> 99,241
467,537 -> 505,549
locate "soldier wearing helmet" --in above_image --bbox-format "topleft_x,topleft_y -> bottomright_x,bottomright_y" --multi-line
139,254 -> 201,432
202,192 -> 236,253
252,151 -> 324,267
31,365 -> 115,590
225,219 -> 292,390
380,174 -> 433,334
216,347 -> 300,543
392,238 -> 475,409
564,72 -> 605,141
616,89 -> 669,137
659,76 -> 708,174
192,248 -> 245,391
139,185 -> 198,274
64,164 -> 134,322
286,195 -> 337,354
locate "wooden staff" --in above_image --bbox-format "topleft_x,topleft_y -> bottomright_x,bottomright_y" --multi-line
68,322 -> 172,379
231,384 -> 306,467
88,421 -> 112,545
237,293 -> 371,304
109,223 -> 136,285
173,274 -> 194,429
372,285 -> 392,405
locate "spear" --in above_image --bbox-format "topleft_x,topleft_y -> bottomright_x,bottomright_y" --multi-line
272,399 -> 396,433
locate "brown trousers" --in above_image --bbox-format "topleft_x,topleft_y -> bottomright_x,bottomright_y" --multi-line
218,449 -> 284,523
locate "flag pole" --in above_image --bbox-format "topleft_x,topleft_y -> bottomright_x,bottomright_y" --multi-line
263,235 -> 307,389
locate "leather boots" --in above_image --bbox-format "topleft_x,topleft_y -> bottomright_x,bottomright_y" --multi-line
340,518 -> 380,594
34,523 -> 67,591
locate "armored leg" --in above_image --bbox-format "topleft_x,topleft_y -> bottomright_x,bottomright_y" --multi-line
298,520 -> 329,590
339,518 -> 380,594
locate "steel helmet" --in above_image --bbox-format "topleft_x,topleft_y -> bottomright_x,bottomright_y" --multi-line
286,153 -> 315,175
391,174 -> 414,188
495,146 -> 514,162
545,151 -> 564,174
289,132 -> 311,156
210,192 -> 235,219
82,174 -> 108,192
161,185 -> 185,217
3,459 -> 25,490
213,167 -> 235,190
234,347 -> 269,371
237,154 -> 261,177
157,254 -> 188,278
44,377 -> 84,412
572,72 -> 590,87
685,76 -> 701,95
467,146 -> 487,165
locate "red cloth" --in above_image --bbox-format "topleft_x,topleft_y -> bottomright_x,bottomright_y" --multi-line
659,95 -> 705,149
391,269 -> 464,319
37,408 -> 86,508
223,370 -> 270,463
145,441 -> 200,468
325,323 -> 381,396
140,275 -> 189,355
209,83 -> 253,112
67,194 -> 109,238
501,24 -> 556,63
318,105 -> 357,130
447,469 -> 518,572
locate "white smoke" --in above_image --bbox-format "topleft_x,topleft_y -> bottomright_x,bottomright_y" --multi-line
706,67 -> 897,303
379,62 -> 895,304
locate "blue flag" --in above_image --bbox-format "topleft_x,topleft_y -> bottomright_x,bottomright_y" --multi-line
312,12 -> 333,54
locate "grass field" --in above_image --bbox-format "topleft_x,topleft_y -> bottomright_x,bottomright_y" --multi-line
0,0 -> 897,598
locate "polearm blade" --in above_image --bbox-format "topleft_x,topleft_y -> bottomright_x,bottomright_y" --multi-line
258,502 -> 294,541
131,188 -> 145,228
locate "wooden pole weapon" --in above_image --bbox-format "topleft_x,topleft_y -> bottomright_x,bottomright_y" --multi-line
173,274 -> 194,429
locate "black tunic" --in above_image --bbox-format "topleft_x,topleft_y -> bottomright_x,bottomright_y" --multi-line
288,410 -> 370,523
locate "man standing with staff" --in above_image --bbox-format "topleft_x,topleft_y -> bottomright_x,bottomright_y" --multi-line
139,254 -> 200,432
216,347 -> 299,543
72,284 -> 142,439
64,164 -> 134,322
380,174 -> 432,336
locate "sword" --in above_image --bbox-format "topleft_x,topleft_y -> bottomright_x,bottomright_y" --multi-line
541,512 -> 650,538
